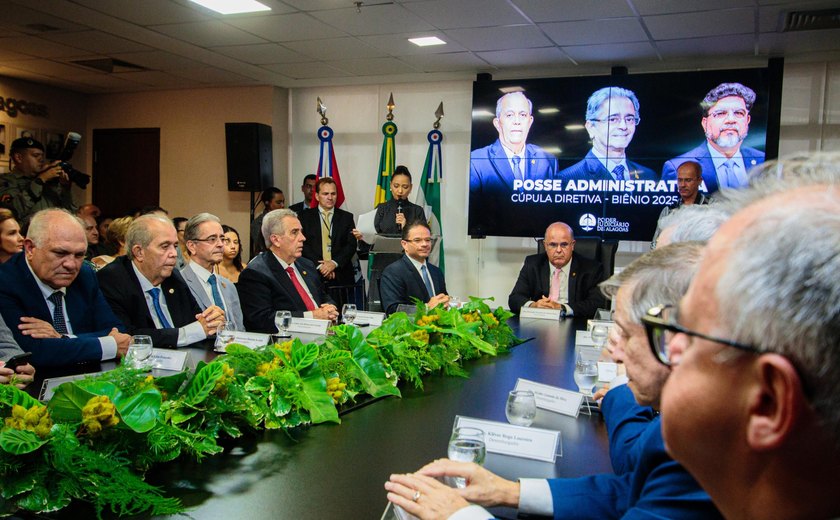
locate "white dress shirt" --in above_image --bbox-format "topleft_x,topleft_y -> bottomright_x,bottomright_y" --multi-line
132,262 -> 205,346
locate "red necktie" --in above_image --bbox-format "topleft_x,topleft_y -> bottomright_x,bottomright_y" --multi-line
286,266 -> 317,311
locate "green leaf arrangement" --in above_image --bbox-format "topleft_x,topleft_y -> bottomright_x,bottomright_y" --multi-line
0,299 -> 521,517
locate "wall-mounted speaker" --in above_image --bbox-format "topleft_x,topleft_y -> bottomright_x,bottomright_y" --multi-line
225,122 -> 273,192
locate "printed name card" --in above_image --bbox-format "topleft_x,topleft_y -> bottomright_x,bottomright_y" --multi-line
354,310 -> 385,327
40,372 -> 104,401
586,319 -> 613,331
216,332 -> 270,351
575,330 -> 596,347
150,348 -> 188,371
288,318 -> 330,336
454,416 -> 562,462
598,362 -> 618,382
514,378 -> 585,418
519,306 -> 563,321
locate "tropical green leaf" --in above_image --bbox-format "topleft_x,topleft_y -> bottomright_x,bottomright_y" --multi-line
154,371 -> 189,397
47,382 -> 98,422
244,376 -> 271,393
0,429 -> 48,455
268,385 -> 292,417
0,470 -> 37,498
297,362 -> 339,424
0,384 -> 41,409
112,388 -> 161,433
342,326 -> 400,398
170,407 -> 198,425
290,340 -> 319,371
184,363 -> 224,406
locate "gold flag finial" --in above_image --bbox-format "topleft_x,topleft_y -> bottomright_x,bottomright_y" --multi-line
386,92 -> 395,121
433,102 -> 444,129
317,97 -> 328,125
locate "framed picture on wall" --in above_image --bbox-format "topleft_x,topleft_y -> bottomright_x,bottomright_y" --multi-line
14,126 -> 40,142
0,123 -> 7,158
44,130 -> 64,160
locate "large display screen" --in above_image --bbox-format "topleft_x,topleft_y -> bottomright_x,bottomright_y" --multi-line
468,68 -> 774,239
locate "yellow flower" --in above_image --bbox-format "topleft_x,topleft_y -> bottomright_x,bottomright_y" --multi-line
326,376 -> 346,403
81,395 -> 120,434
4,404 -> 53,439
410,330 -> 430,344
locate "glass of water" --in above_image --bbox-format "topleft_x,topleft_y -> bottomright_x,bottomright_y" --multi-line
447,427 -> 486,488
275,310 -> 292,338
590,324 -> 609,348
574,352 -> 599,397
505,390 -> 537,427
448,296 -> 461,309
215,322 -> 236,352
341,304 -> 357,326
126,335 -> 153,369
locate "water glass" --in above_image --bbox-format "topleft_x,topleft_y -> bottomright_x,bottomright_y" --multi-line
574,352 -> 599,397
274,310 -> 292,338
447,427 -> 486,488
505,390 -> 537,427
215,322 -> 236,351
126,335 -> 153,370
590,324 -> 609,348
448,296 -> 461,309
342,304 -> 357,325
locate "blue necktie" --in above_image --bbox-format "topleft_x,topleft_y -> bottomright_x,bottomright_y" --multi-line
722,160 -> 741,188
47,291 -> 69,336
148,287 -> 172,329
208,274 -> 226,312
612,164 -> 626,180
512,155 -> 522,181
421,264 -> 434,298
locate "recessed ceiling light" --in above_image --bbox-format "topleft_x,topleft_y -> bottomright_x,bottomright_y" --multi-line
542,146 -> 562,155
189,0 -> 271,15
408,36 -> 446,47
565,124 -> 586,131
538,107 -> 559,114
472,109 -> 494,118
498,86 -> 524,94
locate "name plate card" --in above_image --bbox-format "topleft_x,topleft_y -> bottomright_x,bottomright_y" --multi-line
598,362 -> 618,382
40,372 -> 104,401
150,348 -> 188,372
288,318 -> 330,336
586,319 -> 613,331
454,415 -> 562,462
354,311 -> 385,327
514,378 -> 585,418
519,306 -> 563,321
216,331 -> 270,351
575,330 -> 596,347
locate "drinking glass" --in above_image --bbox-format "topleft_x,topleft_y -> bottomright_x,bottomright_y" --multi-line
505,390 -> 537,427
215,322 -> 236,352
447,427 -> 486,488
274,310 -> 292,338
590,324 -> 609,348
574,352 -> 599,397
342,304 -> 357,325
126,335 -> 153,369
448,296 -> 461,309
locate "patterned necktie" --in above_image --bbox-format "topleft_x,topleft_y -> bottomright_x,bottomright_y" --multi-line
147,287 -> 172,328
321,210 -> 332,262
47,291 -> 69,335
286,266 -> 317,311
207,273 -> 226,312
512,155 -> 522,181
421,264 -> 434,298
612,164 -> 626,180
548,268 -> 562,302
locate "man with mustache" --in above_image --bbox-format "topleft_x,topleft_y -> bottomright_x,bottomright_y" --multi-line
662,82 -> 765,194
98,214 -> 224,348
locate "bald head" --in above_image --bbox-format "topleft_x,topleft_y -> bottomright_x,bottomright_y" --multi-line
544,222 -> 576,269
24,209 -> 87,289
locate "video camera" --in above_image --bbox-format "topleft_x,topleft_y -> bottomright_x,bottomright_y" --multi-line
51,132 -> 90,189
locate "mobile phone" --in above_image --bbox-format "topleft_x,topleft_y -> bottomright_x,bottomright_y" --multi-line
4,352 -> 32,370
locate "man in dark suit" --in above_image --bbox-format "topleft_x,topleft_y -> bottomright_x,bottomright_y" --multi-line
469,92 -> 558,235
662,82 -> 765,194
298,177 -> 357,287
288,174 -> 316,213
379,221 -> 448,315
560,86 -> 656,183
237,209 -> 338,333
98,214 -> 225,348
508,222 -> 606,318
0,209 -> 130,367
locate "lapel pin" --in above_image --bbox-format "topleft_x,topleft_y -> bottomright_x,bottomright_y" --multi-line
168,288 -> 174,294
221,281 -> 227,289
302,271 -> 307,276
572,272 -> 577,277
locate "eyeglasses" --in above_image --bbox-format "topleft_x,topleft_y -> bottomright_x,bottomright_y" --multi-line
191,235 -> 224,244
406,238 -> 433,244
545,241 -> 573,250
641,304 -> 760,366
590,115 -> 639,126
708,109 -> 748,120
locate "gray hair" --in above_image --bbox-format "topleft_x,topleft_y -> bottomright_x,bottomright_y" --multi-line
701,82 -> 756,116
126,214 -> 173,260
495,92 -> 532,119
586,86 -> 640,122
261,208 -> 298,247
27,208 -> 84,247
601,241 -> 705,325
713,152 -> 840,447
658,204 -> 731,245
184,213 -> 221,242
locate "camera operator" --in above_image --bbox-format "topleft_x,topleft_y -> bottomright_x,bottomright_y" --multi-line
0,137 -> 76,228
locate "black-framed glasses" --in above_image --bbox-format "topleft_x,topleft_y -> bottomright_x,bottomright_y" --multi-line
641,304 -> 761,366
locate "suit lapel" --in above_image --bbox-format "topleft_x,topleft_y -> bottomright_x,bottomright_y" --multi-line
16,255 -> 52,320
162,275 -> 188,327
404,255 -> 428,297
266,255 -> 307,310
490,140 -> 517,189
568,255 -> 579,304
184,267 -> 213,310
297,261 -> 322,306
538,256 -> 551,297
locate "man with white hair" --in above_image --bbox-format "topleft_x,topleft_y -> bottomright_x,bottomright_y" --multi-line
651,152 -> 840,519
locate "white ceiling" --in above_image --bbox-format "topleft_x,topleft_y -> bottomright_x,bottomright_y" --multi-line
0,0 -> 838,94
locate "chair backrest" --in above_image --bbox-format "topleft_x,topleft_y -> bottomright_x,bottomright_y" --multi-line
536,237 -> 618,277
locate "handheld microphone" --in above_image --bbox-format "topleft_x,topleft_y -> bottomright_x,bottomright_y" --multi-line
397,202 -> 402,214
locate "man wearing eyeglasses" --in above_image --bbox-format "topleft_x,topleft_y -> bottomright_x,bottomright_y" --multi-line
508,222 -> 605,318
379,221 -> 448,315
662,82 -> 765,194
653,156 -> 839,519
180,213 -> 244,331
560,86 -> 656,182
98,214 -> 225,348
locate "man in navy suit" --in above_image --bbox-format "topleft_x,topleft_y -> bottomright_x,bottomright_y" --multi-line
98,214 -> 225,348
0,209 -> 130,367
379,221 -> 448,315
238,209 -> 338,333
298,178 -> 357,287
560,86 -> 656,183
508,222 -> 606,319
385,242 -> 721,520
469,92 -> 558,235
662,82 -> 765,194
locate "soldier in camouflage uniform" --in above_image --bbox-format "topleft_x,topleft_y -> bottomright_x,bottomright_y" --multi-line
0,137 -> 75,229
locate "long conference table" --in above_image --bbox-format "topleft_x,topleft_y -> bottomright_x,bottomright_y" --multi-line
25,317 -> 612,519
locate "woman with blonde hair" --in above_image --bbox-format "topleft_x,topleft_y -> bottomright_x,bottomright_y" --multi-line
91,216 -> 133,269
0,209 -> 23,263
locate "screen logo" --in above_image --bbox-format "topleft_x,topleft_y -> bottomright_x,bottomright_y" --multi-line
579,213 -> 596,232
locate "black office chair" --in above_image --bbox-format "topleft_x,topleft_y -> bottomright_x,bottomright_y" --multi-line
536,237 -> 618,277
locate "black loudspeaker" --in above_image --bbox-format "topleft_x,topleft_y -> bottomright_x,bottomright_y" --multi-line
225,122 -> 273,192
